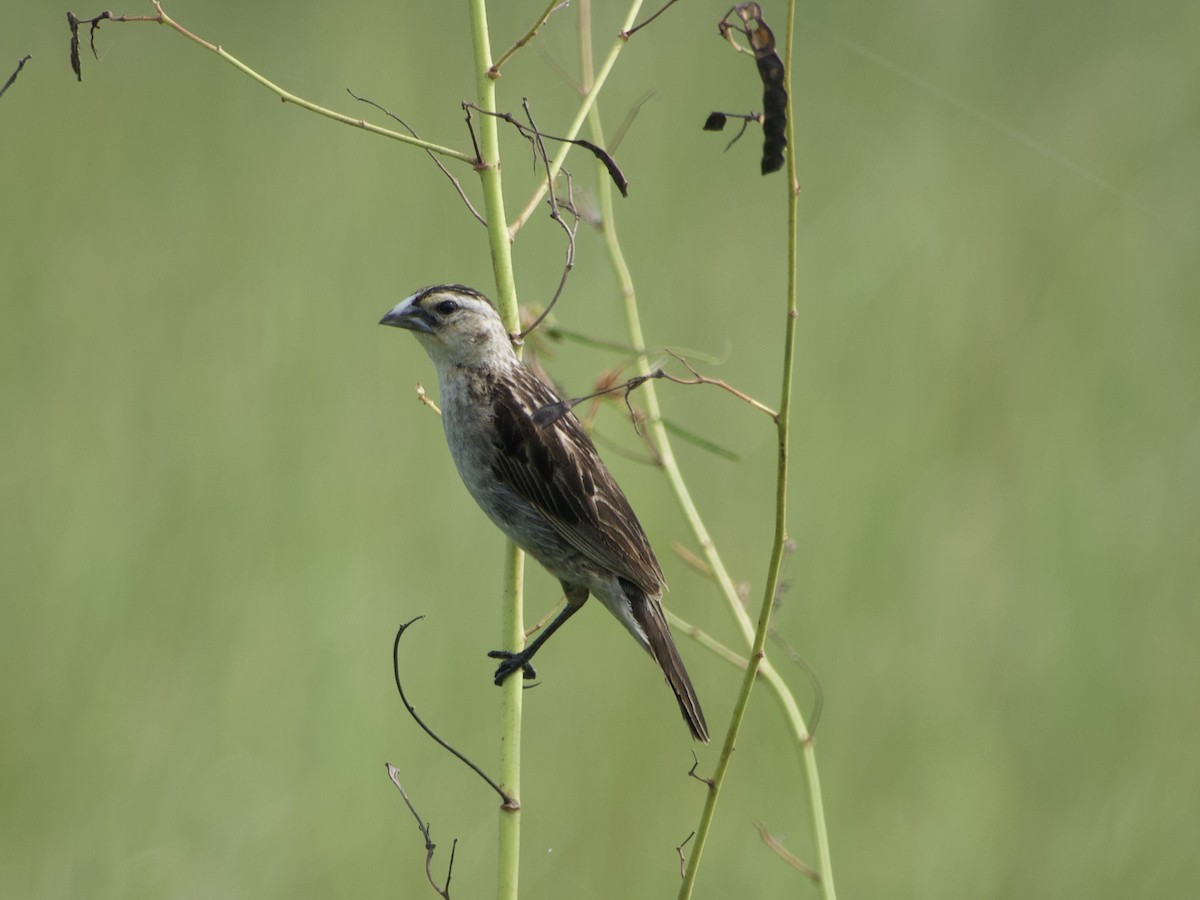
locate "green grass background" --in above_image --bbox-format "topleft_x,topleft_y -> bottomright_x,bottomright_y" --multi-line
2,1 -> 1197,897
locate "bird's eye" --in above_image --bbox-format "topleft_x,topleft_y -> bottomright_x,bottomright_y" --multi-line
435,299 -> 459,316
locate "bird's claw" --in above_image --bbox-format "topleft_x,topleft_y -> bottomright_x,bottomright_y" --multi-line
488,650 -> 537,685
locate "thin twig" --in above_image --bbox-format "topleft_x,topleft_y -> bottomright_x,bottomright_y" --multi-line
675,831 -> 696,880
531,353 -> 777,427
671,542 -> 714,578
677,0 -> 834,891
464,102 -> 628,196
385,764 -> 457,899
703,111 -> 762,152
577,1 -> 836,892
662,350 -> 779,418
526,597 -> 566,639
687,752 -> 714,788
465,100 -> 577,342
67,3 -> 473,161
392,618 -> 517,809
490,0 -> 571,76
666,608 -> 751,671
1,54 -> 32,99
623,0 -> 683,38
752,819 -> 820,883
68,10 -> 156,80
415,383 -> 442,416
515,98 -> 578,342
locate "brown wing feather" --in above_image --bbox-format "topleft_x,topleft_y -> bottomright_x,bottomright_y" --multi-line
487,368 -> 665,594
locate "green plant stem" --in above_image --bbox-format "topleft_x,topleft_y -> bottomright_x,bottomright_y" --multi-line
466,3 -> 524,900
779,0 -> 835,890
582,0 -> 835,893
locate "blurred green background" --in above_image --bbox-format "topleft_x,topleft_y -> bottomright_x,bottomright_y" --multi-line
2,1 -> 1197,897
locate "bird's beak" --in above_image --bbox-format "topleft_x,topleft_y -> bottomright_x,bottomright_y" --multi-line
379,294 -> 434,333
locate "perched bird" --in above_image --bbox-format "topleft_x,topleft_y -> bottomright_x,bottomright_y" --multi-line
381,284 -> 708,741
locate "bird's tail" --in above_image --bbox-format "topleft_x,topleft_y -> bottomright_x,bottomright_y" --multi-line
631,592 -> 709,742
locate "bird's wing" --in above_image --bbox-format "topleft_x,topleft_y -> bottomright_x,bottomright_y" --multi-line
487,368 -> 665,594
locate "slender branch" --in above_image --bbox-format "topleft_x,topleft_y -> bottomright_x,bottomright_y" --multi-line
391,619 -> 514,806
529,355 -> 777,427
463,102 -> 628,198
662,351 -> 779,418
1,54 -> 31,99
577,1 -> 836,895
454,88 -> 647,340
414,383 -> 442,416
70,3 -> 473,161
513,98 -> 579,341
385,763 -> 458,899
780,0 -> 836,885
753,819 -> 820,883
490,0 -> 570,76
679,0 -> 835,893
675,831 -> 696,880
665,609 -> 749,671
622,0 -> 683,39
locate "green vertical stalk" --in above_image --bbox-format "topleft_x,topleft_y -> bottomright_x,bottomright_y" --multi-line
466,3 -> 524,899
779,1 -> 834,893
582,0 -> 836,894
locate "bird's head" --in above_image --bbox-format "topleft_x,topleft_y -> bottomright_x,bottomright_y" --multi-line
380,284 -> 514,370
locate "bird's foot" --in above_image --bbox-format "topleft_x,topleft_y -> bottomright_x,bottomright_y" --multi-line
488,650 -> 538,685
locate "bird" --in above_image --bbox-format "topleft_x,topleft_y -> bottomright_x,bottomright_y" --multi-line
380,284 -> 708,742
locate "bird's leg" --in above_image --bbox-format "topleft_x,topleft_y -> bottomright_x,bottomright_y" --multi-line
489,584 -> 588,685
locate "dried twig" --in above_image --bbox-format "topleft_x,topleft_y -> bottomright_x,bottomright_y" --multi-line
490,0 -> 571,77
66,3 -> 472,160
1,54 -> 32,99
516,98 -> 578,341
385,764 -> 457,899
703,110 -> 763,153
623,0 -> 684,39
532,351 -> 778,428
67,9 -> 157,81
462,101 -> 596,342
752,819 -> 821,883
687,751 -> 715,788
415,383 -> 442,416
671,542 -> 714,578
392,618 -> 517,809
463,102 -> 628,197
675,830 -> 696,880
525,597 -> 566,639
